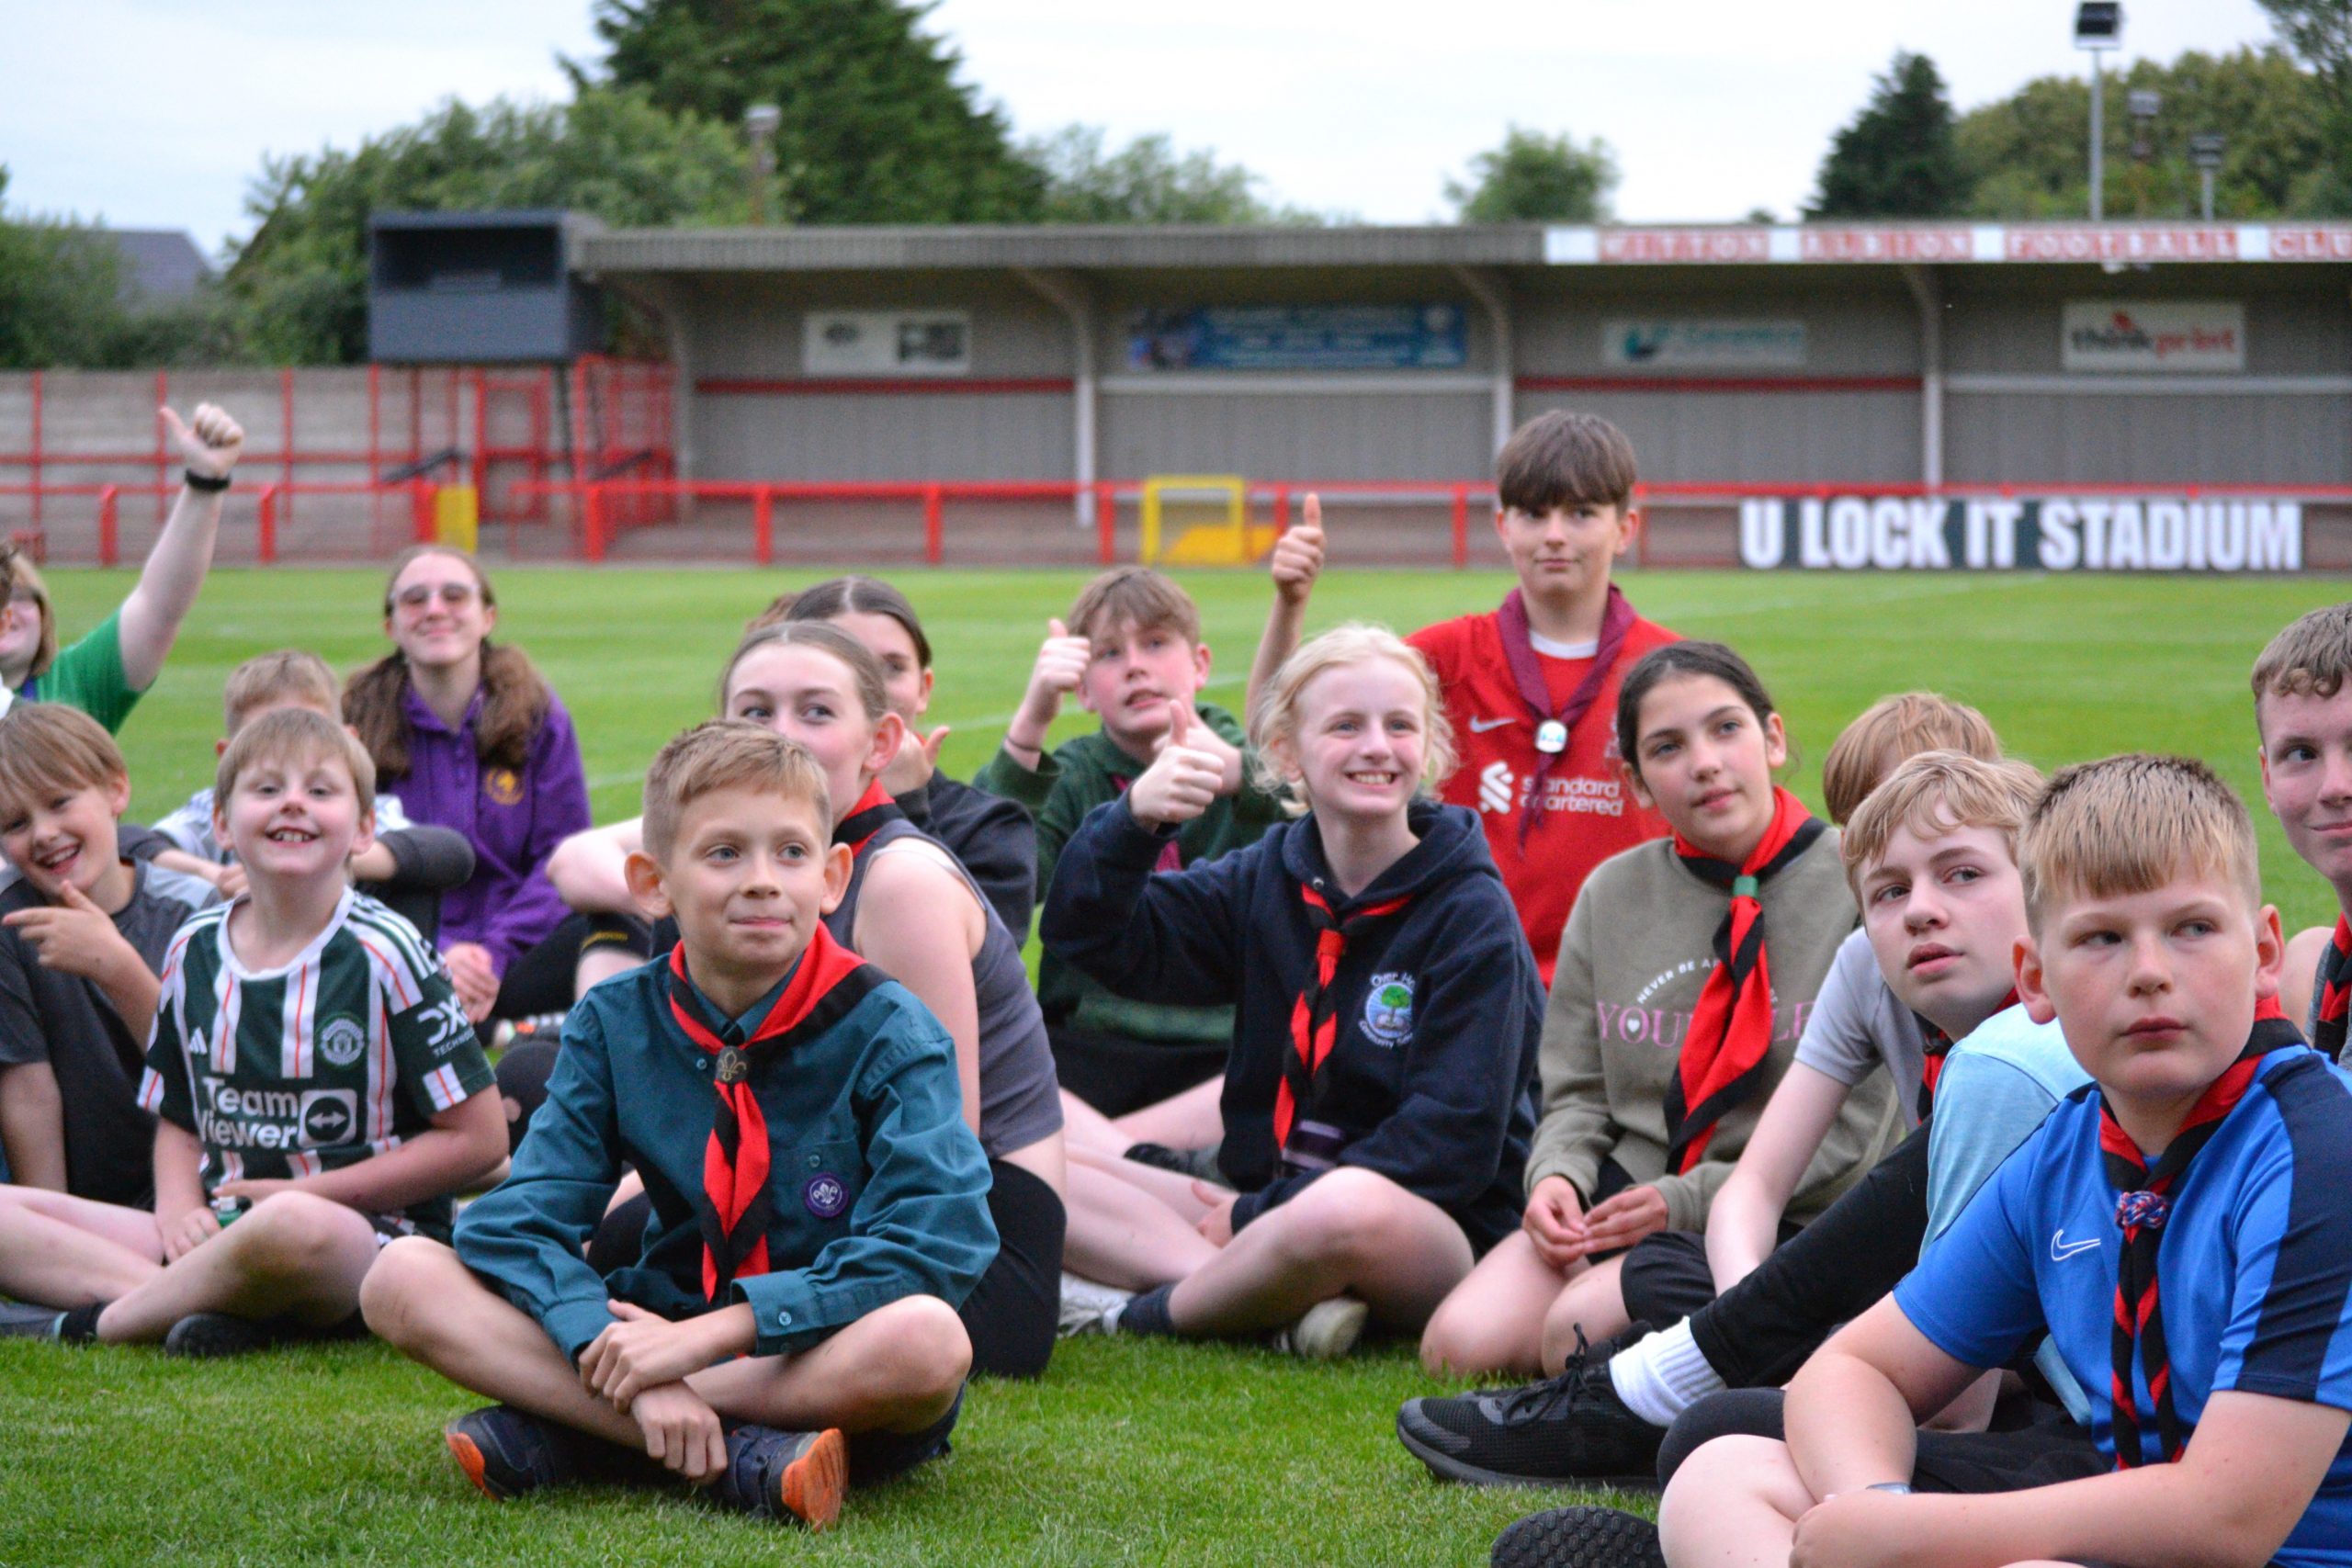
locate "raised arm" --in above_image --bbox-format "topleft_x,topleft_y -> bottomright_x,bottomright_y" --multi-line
116,405 -> 244,693
1245,492 -> 1323,726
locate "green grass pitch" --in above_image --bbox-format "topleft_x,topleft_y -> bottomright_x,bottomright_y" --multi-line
2,563 -> 2342,1565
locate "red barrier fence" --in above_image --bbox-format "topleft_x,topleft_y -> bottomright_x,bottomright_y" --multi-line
8,475 -> 2348,570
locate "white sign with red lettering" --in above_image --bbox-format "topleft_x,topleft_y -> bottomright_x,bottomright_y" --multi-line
2061,301 -> 2245,373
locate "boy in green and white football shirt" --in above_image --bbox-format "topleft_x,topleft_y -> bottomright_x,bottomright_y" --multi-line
0,708 -> 505,1355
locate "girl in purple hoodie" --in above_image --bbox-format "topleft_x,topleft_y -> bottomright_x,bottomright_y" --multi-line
343,546 -> 591,1025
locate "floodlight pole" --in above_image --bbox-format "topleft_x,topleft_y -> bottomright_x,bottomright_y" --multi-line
2088,51 -> 2105,220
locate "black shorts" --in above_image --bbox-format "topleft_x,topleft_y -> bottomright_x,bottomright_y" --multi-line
1657,1387 -> 2105,1494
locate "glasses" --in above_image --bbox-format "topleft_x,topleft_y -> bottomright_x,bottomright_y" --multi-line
392,583 -> 479,611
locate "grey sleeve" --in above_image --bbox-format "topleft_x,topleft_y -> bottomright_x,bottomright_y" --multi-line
1791,928 -> 1886,1087
0,933 -> 48,1067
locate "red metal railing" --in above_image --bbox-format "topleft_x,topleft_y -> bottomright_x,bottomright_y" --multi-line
0,480 -> 438,567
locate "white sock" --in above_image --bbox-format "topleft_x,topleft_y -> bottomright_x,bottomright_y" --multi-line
1608,1319 -> 1725,1428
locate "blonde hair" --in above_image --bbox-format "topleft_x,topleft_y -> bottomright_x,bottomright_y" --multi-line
0,541 -> 58,681
1249,624 -> 1455,813
1821,693 -> 2002,826
641,720 -> 831,863
2251,603 -> 2352,729
223,649 -> 341,733
2018,753 -> 2261,931
1067,566 -> 1203,647
1841,750 -> 2044,900
215,708 -> 377,818
0,702 -> 126,816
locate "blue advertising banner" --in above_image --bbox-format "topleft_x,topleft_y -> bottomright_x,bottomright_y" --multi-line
1126,304 -> 1468,371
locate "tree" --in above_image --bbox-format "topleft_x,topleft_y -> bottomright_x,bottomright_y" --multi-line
583,0 -> 1043,224
1808,51 -> 1963,217
2256,1 -> 2352,209
224,89 -> 754,365
1027,128 -> 1318,225
1953,48 -> 2335,218
0,168 -> 131,368
1444,127 -> 1617,222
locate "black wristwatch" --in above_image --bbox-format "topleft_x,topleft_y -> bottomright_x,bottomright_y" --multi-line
184,468 -> 231,493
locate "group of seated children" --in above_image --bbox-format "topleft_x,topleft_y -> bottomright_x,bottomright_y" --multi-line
4,402 -> 2352,1568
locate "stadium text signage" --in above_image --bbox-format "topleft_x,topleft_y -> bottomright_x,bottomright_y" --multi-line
2061,301 -> 2244,373
1737,495 -> 2301,573
1544,222 -> 2352,265
1601,319 -> 1806,368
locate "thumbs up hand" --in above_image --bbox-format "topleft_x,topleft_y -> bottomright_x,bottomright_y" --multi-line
1150,699 -> 1245,796
1130,705 -> 1227,829
1269,492 -> 1325,608
1008,616 -> 1094,756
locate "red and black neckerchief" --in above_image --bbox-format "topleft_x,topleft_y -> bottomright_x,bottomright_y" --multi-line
2314,916 -> 2351,1062
1913,990 -> 2019,1122
1494,584 -> 1636,846
1275,884 -> 1412,1156
2101,1011 -> 2301,1468
833,780 -> 905,860
665,929 -> 879,1302
1661,786 -> 1825,1173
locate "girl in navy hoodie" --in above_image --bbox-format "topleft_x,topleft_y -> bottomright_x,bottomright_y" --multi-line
1044,625 -> 1544,1356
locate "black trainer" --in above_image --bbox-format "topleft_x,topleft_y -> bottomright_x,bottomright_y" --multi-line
709,1425 -> 846,1529
444,1404 -> 585,1501
1490,1506 -> 1665,1568
162,1312 -> 274,1359
1398,1331 -> 1664,1487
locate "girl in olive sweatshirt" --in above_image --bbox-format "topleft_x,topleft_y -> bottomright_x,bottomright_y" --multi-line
1421,641 -> 1897,1381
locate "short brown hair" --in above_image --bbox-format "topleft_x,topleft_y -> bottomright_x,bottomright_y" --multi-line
2251,603 -> 2352,728
0,539 -> 59,682
1496,411 -> 1639,515
718,622 -> 890,723
216,707 -> 377,818
0,703 -> 126,817
641,720 -> 831,863
223,649 -> 341,733
2018,753 -> 2261,931
1821,693 -> 2003,826
1841,750 -> 2044,900
1066,567 -> 1201,647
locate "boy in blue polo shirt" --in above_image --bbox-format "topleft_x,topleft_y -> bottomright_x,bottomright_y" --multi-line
361,721 -> 995,1530
1660,753 -> 2352,1568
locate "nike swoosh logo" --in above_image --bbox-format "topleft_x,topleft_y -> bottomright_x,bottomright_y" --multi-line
2050,1230 -> 2102,1261
1469,716 -> 1516,733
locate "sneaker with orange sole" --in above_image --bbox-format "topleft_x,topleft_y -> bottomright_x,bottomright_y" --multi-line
712,1424 -> 848,1529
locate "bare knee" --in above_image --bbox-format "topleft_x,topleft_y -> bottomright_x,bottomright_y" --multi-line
1266,1168 -> 1412,1269
1419,1293 -> 1531,1380
860,1295 -> 971,1416
225,1192 -> 357,1279
1659,1434 -> 1805,1536
359,1237 -> 462,1350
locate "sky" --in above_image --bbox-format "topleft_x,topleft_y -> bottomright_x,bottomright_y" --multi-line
0,0 -> 2284,258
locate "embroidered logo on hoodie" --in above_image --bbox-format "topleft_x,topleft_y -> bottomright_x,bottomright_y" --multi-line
1362,974 -> 1416,1047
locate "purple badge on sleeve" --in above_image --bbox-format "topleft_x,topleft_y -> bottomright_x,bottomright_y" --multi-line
803,1173 -> 849,1219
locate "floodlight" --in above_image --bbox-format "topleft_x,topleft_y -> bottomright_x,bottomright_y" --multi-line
2128,89 -> 2159,121
744,104 -> 782,141
2074,3 -> 2121,48
2188,132 -> 2225,170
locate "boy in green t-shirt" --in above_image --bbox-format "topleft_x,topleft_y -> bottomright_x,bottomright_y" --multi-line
975,567 -> 1283,1118
0,708 -> 505,1354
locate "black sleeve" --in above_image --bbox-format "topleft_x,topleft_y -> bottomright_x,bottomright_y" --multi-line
1038,797 -> 1250,1006
368,827 -> 477,894
954,793 -> 1037,937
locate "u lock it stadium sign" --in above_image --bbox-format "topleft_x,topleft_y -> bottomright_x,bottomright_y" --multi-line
1736,495 -> 2303,573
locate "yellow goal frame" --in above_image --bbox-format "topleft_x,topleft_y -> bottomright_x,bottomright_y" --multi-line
1139,475 -> 1249,566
